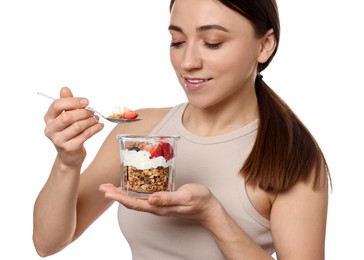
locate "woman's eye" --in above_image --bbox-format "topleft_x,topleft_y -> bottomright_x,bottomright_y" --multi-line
204,42 -> 223,49
170,41 -> 184,48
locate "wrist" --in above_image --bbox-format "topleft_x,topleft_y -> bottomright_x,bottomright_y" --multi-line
199,196 -> 227,231
55,155 -> 83,175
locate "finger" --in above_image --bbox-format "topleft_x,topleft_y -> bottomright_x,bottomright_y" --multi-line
99,183 -> 119,195
99,184 -> 121,201
148,190 -> 191,206
45,109 -> 98,138
44,87 -> 89,122
99,183 -> 117,191
60,86 -> 73,98
60,123 -> 104,152
99,184 -> 154,211
99,184 -> 165,212
58,87 -> 89,111
45,97 -> 89,120
51,109 -> 97,133
51,117 -> 104,150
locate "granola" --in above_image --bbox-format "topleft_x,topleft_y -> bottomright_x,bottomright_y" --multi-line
124,166 -> 170,193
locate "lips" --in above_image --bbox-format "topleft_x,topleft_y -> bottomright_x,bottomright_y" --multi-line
186,78 -> 207,84
183,77 -> 211,90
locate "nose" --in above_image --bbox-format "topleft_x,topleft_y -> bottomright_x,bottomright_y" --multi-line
180,44 -> 202,71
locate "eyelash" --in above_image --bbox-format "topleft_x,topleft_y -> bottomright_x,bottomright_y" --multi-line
170,41 -> 223,49
170,41 -> 184,48
204,42 -> 223,49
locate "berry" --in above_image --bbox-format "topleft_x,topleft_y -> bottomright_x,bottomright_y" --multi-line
149,143 -> 163,159
161,142 -> 173,161
122,108 -> 138,119
149,142 -> 174,161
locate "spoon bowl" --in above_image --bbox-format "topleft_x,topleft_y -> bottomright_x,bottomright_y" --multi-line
37,92 -> 142,124
85,106 -> 142,123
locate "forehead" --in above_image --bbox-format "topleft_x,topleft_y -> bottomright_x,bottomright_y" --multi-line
170,0 -> 251,33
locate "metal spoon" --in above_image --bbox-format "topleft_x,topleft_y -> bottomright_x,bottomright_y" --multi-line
37,92 -> 142,123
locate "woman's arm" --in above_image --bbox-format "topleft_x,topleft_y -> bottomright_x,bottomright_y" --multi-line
33,89 -> 170,257
33,87 -> 105,256
100,167 -> 328,260
202,172 -> 328,260
270,171 -> 329,260
100,183 -> 273,259
33,124 -> 123,257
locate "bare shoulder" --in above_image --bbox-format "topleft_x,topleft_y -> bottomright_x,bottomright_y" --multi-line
138,107 -> 173,123
270,169 -> 329,259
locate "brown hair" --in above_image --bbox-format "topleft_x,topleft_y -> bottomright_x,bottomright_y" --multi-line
246,77 -> 330,192
170,0 -> 330,192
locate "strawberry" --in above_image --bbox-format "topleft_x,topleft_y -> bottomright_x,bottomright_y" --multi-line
122,107 -> 138,119
161,142 -> 173,161
149,143 -> 163,159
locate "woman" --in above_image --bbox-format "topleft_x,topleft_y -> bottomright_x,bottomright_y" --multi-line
33,0 -> 330,259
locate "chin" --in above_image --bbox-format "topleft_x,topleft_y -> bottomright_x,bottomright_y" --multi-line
185,94 -> 221,110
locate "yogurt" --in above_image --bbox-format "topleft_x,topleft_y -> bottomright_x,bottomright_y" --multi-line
122,150 -> 174,170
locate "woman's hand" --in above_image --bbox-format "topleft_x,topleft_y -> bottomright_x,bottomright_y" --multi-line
43,87 -> 104,167
99,183 -> 220,223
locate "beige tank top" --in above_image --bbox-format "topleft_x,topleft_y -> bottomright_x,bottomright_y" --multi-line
118,103 -> 274,259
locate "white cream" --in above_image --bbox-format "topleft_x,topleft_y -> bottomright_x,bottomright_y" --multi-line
121,150 -> 174,170
112,106 -> 126,115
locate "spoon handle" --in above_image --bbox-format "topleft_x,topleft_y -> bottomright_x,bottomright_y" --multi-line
37,92 -> 56,101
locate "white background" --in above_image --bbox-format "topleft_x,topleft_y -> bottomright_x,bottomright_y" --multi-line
0,0 -> 363,259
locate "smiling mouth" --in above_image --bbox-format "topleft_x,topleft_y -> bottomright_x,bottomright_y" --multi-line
182,77 -> 212,90
186,78 -> 207,83
184,77 -> 212,83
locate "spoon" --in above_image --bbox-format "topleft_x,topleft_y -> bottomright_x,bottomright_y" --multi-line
37,92 -> 142,123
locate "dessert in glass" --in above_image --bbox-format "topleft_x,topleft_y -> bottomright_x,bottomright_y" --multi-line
117,135 -> 180,198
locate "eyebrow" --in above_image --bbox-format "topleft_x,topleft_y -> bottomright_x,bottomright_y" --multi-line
198,24 -> 229,32
168,24 -> 230,33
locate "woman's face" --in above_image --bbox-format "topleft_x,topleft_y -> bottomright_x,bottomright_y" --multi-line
169,0 -> 265,108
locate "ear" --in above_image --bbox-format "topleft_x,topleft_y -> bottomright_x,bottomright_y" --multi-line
257,29 -> 277,63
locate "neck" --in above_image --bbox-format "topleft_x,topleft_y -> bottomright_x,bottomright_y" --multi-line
183,93 -> 259,137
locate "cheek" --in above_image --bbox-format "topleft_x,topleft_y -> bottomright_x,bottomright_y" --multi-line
222,39 -> 259,65
206,54 -> 247,78
170,51 -> 185,87
215,47 -> 258,78
170,50 -> 181,71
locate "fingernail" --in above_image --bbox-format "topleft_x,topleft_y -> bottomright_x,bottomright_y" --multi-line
149,196 -> 160,205
80,98 -> 88,104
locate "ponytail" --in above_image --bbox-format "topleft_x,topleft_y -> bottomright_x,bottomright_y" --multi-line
241,77 -> 330,192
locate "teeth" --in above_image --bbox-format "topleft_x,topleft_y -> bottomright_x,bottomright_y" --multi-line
187,79 -> 206,83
